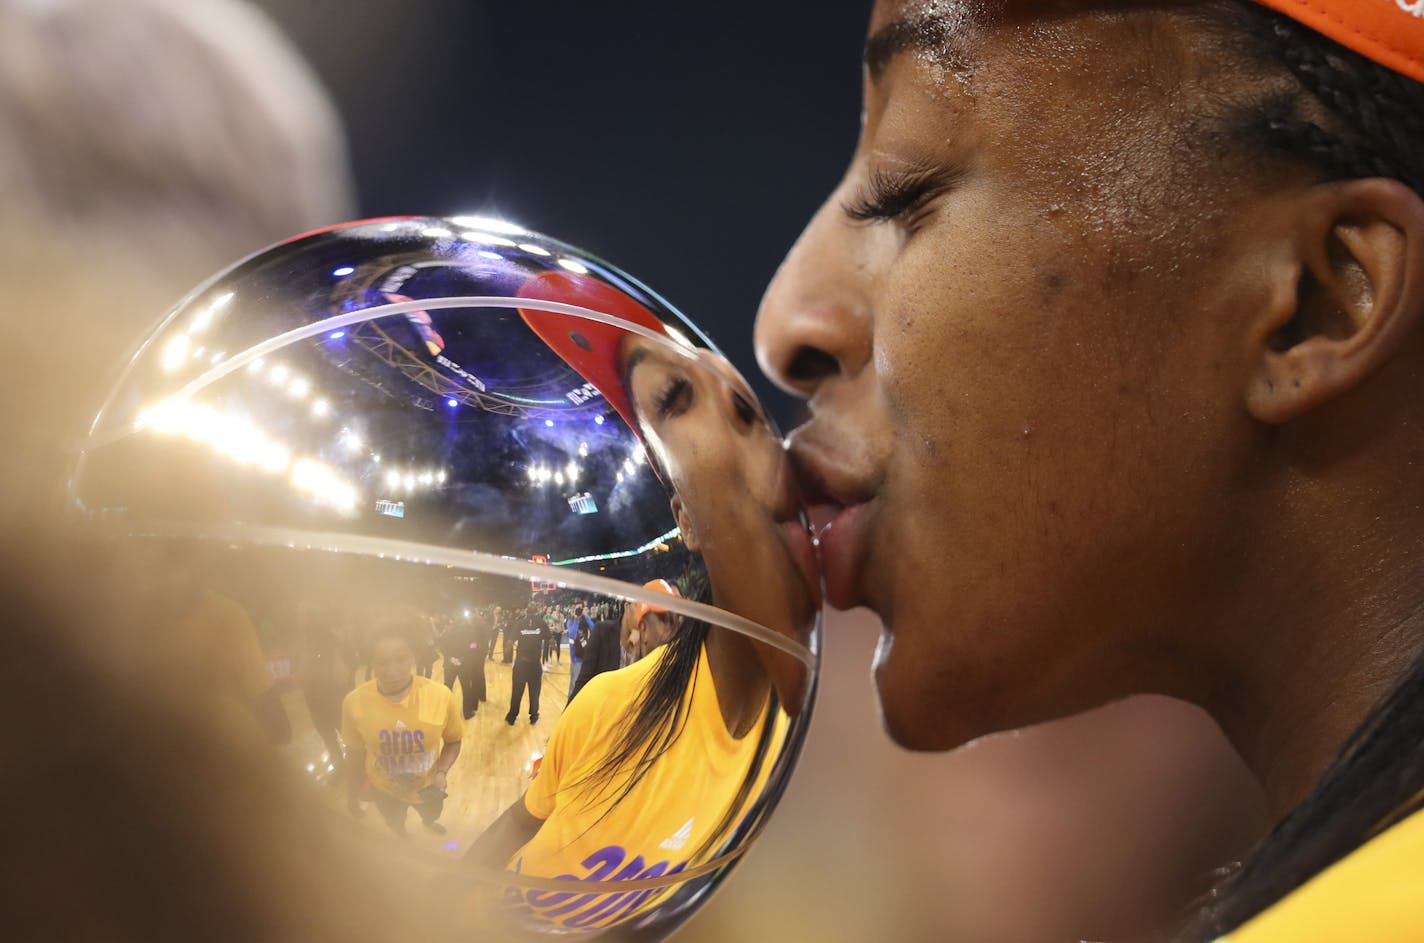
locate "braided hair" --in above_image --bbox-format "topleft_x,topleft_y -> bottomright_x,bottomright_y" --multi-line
563,564 -> 779,865
1179,4 -> 1424,938
1241,10 -> 1424,191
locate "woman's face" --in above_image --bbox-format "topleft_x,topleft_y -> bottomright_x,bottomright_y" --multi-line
371,637 -> 415,694
756,1 -> 1280,748
637,611 -> 680,659
626,341 -> 820,642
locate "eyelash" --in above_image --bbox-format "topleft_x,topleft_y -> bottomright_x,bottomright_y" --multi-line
653,376 -> 691,417
732,391 -> 758,426
843,166 -> 956,228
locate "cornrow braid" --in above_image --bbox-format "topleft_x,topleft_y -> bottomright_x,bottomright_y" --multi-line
1239,5 -> 1424,194
1262,108 -> 1407,187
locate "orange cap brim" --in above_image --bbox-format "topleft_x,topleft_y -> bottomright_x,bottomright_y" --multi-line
1003,2 -> 1424,85
1252,0 -> 1424,86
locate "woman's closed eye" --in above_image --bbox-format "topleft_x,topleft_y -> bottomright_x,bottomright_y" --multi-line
732,390 -> 760,428
653,375 -> 693,418
842,164 -> 961,232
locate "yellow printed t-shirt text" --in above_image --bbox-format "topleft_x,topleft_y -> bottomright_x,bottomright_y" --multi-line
341,676 -> 463,803
507,643 -> 785,932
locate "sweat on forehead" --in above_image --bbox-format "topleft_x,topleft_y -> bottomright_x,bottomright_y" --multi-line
867,0 -> 1208,96
870,2 -> 1275,159
865,1 -> 981,78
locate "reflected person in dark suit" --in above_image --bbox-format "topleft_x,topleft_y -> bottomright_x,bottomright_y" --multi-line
504,603 -> 548,725
442,612 -> 487,719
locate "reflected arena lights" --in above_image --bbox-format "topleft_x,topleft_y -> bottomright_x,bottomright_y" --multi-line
162,296 -> 236,372
159,333 -> 228,373
464,231 -> 516,247
527,462 -> 584,487
290,459 -> 359,512
185,291 -> 234,336
383,465 -> 449,494
244,358 -> 338,418
160,334 -> 189,371
134,398 -> 359,514
525,445 -> 652,493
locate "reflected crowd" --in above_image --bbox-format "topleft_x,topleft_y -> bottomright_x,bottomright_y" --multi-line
158,564 -> 719,844
146,525 -> 809,939
216,588 -> 634,820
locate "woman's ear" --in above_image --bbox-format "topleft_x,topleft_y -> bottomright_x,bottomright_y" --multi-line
1247,177 -> 1424,424
671,495 -> 700,551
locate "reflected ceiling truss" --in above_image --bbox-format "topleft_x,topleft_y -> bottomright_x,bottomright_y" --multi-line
348,320 -> 569,419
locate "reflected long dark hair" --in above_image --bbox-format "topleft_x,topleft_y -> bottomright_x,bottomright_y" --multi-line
567,565 -> 778,856
1180,3 -> 1424,937
559,345 -> 780,840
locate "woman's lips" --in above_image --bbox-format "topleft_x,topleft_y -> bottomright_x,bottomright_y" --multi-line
785,421 -> 884,613
780,518 -> 824,613
771,459 -> 824,612
811,501 -> 868,611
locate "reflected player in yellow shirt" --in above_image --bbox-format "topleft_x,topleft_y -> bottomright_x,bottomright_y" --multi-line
510,633 -> 785,931
342,626 -> 463,835
468,285 -> 817,934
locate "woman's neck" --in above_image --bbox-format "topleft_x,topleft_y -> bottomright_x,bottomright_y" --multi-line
703,625 -> 771,739
1204,518 -> 1424,818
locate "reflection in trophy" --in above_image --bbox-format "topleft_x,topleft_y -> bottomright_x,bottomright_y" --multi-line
70,218 -> 819,941
342,614 -> 463,835
626,578 -> 682,663
469,290 -> 822,933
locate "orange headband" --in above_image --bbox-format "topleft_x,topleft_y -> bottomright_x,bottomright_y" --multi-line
1252,0 -> 1424,84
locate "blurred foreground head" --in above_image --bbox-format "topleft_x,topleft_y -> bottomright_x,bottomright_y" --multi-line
0,0 -> 351,266
0,0 -> 353,520
0,532 -> 459,943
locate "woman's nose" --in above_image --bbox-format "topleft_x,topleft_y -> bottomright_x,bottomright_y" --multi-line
755,192 -> 876,401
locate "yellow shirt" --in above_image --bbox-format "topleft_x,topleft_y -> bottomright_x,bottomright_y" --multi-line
507,643 -> 785,932
341,676 -> 463,803
1220,807 -> 1424,942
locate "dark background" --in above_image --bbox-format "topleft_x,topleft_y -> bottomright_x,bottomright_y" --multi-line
251,0 -> 869,426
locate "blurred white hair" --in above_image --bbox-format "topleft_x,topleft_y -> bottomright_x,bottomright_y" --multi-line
0,0 -> 354,266
0,0 -> 355,519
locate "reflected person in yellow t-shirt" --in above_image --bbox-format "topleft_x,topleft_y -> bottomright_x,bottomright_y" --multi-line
469,294 -> 817,934
500,629 -> 785,933
342,626 -> 463,835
